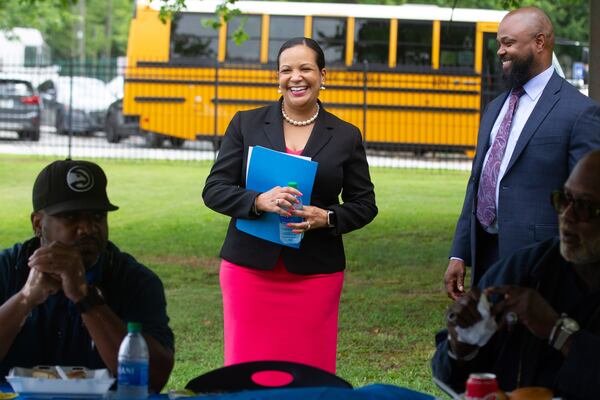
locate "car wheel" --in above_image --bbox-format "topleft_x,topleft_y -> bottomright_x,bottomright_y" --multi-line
211,137 -> 222,151
169,137 -> 185,148
105,110 -> 122,143
28,129 -> 40,141
146,132 -> 163,148
55,109 -> 67,135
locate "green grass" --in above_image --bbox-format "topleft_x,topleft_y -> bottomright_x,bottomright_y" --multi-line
0,156 -> 469,396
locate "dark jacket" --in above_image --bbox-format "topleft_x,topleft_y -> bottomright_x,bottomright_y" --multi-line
450,72 -> 600,282
202,101 -> 377,274
433,237 -> 600,399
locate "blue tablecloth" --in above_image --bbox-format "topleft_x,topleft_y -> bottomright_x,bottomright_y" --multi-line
1,383 -> 435,399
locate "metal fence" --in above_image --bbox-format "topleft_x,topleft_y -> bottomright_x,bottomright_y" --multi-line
0,60 -> 506,170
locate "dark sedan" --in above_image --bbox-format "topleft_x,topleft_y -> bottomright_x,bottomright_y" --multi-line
0,79 -> 41,141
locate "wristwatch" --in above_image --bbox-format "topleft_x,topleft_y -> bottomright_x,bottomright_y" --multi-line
327,210 -> 337,228
550,313 -> 580,351
75,285 -> 105,314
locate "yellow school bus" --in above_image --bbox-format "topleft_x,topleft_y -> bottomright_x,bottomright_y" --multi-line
115,0 -> 508,151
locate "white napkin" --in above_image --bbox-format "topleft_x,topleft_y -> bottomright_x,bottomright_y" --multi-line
455,295 -> 497,346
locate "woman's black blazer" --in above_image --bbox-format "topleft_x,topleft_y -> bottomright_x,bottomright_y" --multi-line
202,101 -> 377,274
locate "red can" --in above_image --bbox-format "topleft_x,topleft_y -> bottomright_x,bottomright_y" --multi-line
466,373 -> 499,400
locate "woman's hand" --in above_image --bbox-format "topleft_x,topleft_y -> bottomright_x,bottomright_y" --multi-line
255,186 -> 303,216
289,206 -> 329,233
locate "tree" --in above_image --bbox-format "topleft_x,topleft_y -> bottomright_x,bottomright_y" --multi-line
0,0 -> 133,61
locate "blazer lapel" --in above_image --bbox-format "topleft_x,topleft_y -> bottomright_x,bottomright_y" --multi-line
302,105 -> 333,159
473,94 -> 507,178
262,102 -> 286,152
504,72 -> 562,174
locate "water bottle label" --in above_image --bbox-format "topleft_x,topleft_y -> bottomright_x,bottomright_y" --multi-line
118,361 -> 149,386
279,215 -> 302,224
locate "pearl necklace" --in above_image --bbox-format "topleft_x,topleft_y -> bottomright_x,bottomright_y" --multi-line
281,103 -> 320,126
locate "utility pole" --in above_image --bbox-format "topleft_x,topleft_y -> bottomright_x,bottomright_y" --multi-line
105,0 -> 113,60
77,0 -> 86,64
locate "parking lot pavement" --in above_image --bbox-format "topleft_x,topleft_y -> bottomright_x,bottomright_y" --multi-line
0,126 -> 216,161
0,126 -> 473,170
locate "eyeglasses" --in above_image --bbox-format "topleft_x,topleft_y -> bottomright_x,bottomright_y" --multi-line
551,190 -> 600,222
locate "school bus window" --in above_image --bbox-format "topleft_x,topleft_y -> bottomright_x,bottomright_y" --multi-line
226,15 -> 262,62
312,17 -> 346,65
353,19 -> 389,65
396,20 -> 432,67
440,22 -> 475,68
170,13 -> 219,62
268,16 -> 305,63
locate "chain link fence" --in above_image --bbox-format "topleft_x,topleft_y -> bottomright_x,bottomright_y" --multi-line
0,60 -> 505,170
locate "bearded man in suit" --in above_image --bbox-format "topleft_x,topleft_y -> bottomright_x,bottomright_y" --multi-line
445,6 -> 600,300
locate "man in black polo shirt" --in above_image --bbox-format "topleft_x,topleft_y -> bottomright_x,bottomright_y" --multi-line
0,159 -> 174,393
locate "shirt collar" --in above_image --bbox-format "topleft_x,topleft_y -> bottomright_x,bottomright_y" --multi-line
522,65 -> 554,101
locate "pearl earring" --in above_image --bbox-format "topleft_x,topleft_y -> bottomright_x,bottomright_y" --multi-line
320,84 -> 326,90
278,87 -> 282,94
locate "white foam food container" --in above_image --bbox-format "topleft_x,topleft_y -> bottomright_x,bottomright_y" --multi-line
6,366 -> 115,398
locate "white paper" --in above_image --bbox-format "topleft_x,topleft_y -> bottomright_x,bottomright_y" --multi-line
455,295 -> 498,346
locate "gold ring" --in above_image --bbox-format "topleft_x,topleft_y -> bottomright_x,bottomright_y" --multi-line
307,222 -> 311,230
275,199 -> 280,206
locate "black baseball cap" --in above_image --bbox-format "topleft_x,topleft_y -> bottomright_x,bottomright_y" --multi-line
32,159 -> 119,215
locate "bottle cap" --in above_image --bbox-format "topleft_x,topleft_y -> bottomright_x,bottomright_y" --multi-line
287,181 -> 298,188
127,322 -> 142,333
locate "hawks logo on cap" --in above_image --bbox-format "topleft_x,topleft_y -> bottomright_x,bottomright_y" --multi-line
66,166 -> 95,192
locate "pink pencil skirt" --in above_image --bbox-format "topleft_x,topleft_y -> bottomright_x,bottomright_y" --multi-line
220,258 -> 344,373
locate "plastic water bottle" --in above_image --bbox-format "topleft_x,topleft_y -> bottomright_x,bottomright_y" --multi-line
279,181 -> 304,245
117,322 -> 149,399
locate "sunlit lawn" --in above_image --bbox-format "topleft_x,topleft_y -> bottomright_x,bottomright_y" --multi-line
0,155 -> 469,396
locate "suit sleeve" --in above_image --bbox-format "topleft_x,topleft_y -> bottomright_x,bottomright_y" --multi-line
449,162 -> 477,265
567,104 -> 600,172
202,112 -> 261,220
330,127 -> 377,234
447,96 -> 499,266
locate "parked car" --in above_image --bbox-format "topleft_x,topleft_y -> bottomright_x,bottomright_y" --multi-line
38,76 -> 116,135
104,77 -> 183,147
0,78 -> 41,141
104,98 -> 142,144
106,75 -> 124,100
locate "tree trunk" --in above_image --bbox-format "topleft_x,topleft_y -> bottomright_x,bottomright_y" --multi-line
78,0 -> 86,64
590,0 -> 600,101
105,0 -> 113,59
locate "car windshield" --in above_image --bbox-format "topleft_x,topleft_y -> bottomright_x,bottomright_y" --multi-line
55,77 -> 115,109
0,82 -> 32,96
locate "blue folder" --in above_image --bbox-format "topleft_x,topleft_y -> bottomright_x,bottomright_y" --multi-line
236,146 -> 318,248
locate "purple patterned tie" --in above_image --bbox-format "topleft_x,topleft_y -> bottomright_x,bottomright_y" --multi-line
476,88 -> 525,228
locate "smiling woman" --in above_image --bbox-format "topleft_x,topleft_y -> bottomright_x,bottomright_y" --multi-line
202,37 -> 378,375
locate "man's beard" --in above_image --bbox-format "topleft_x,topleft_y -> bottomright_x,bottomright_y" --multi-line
502,52 -> 534,89
560,234 -> 600,265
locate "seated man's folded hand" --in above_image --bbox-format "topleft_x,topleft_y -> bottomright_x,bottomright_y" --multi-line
485,286 -> 559,340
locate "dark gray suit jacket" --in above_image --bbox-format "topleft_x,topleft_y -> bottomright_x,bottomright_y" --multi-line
450,72 -> 600,282
202,101 -> 377,274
